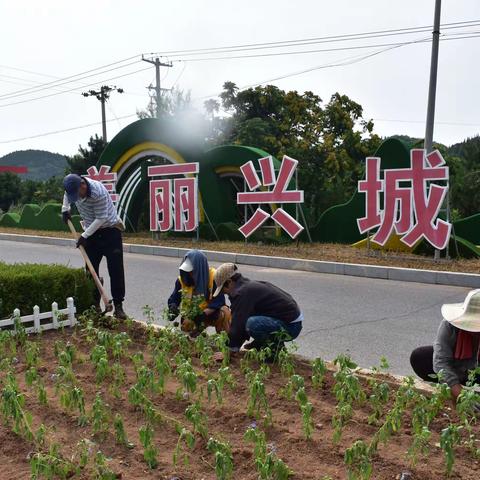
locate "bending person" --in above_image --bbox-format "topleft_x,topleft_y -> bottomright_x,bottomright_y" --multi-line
62,173 -> 127,319
410,289 -> 480,404
213,263 -> 303,361
168,250 -> 231,336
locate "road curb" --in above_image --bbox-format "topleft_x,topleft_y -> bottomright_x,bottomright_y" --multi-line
1,232 -> 480,288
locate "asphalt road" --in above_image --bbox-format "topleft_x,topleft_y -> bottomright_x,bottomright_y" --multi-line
0,239 -> 470,375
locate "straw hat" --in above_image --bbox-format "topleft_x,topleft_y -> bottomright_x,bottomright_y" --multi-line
441,289 -> 480,332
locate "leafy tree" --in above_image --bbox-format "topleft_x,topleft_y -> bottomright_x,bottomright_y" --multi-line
211,82 -> 381,221
0,172 -> 21,212
448,136 -> 480,218
32,177 -> 63,204
137,87 -> 193,119
66,134 -> 107,175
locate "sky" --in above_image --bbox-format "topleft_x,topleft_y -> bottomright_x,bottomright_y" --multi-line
0,0 -> 479,158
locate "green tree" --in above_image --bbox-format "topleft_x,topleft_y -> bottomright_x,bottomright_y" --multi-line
212,82 -> 381,221
32,177 -> 63,204
0,172 -> 22,212
66,134 -> 107,175
137,87 -> 193,119
448,136 -> 480,218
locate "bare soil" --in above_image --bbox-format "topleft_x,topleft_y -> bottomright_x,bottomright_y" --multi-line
0,318 -> 478,480
2,226 -> 480,274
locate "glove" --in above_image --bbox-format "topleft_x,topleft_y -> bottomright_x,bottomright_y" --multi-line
62,211 -> 72,224
76,235 -> 88,249
168,305 -> 180,321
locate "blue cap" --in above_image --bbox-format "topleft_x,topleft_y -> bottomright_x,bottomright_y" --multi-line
63,174 -> 82,204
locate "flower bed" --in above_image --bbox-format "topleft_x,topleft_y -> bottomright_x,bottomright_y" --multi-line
0,313 -> 478,480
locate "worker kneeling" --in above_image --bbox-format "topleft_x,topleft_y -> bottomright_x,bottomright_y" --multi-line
410,289 -> 480,410
168,250 -> 231,336
213,263 -> 303,362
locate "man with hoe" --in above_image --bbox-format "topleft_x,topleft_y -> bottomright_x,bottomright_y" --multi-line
62,173 -> 127,320
212,263 -> 303,361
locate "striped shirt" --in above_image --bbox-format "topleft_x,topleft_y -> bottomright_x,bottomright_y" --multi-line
62,178 -> 118,229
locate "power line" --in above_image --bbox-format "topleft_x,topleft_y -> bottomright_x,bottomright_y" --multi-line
172,31 -> 479,62
0,114 -> 137,144
146,19 -> 480,56
0,66 -> 151,108
0,59 -> 142,101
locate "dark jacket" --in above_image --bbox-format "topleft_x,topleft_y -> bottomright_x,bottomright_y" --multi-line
433,320 -> 480,387
228,274 -> 301,349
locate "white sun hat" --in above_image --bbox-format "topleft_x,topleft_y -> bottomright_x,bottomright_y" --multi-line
441,289 -> 480,333
179,257 -> 194,272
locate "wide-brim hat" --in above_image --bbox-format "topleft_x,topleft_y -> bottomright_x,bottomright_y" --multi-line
441,289 -> 480,332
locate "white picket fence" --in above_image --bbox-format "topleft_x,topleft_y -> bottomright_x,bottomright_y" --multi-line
0,297 -> 77,334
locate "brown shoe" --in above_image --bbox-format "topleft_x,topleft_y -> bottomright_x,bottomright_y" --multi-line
114,302 -> 127,320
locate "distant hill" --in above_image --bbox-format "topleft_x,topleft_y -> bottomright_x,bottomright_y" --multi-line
0,150 -> 67,181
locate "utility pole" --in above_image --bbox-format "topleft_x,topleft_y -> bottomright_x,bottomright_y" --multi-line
424,0 -> 444,259
82,85 -> 124,142
424,0 -> 442,154
142,55 -> 173,118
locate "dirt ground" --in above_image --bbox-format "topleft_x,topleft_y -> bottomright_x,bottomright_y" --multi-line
0,318 -> 478,480
2,226 -> 480,274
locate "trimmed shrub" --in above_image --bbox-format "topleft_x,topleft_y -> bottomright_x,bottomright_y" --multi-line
0,262 -> 94,319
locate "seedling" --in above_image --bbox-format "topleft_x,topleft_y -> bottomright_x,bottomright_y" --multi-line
207,437 -> 234,480
246,368 -> 272,426
111,332 -> 131,360
110,362 -> 126,399
295,390 -> 314,440
91,393 -> 110,437
244,426 -> 292,479
30,443 -> 77,479
94,450 -> 118,480
153,349 -> 171,394
311,357 -> 327,389
408,425 -> 431,465
176,358 -> 197,398
60,385 -> 88,426
114,413 -> 134,448
136,365 -> 157,393
173,426 -> 195,466
90,345 -> 110,383
25,366 -> 38,387
1,373 -> 34,441
344,440 -> 373,480
277,344 -> 296,378
282,373 -> 304,400
440,424 -> 462,476
185,402 -> 208,439
195,333 -> 214,368
25,340 -> 40,368
213,331 -> 231,366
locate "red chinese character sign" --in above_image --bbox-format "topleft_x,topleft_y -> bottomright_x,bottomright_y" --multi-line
357,149 -> 451,250
148,163 -> 199,232
237,155 -> 304,239
85,165 -> 118,204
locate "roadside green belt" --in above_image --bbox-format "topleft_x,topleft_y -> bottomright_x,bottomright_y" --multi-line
0,262 -> 94,319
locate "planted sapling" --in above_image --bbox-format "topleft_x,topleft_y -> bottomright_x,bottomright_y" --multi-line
244,426 -> 292,479
91,393 -> 110,437
311,357 -> 327,389
173,426 -> 195,466
344,440 -> 373,480
440,424 -> 462,476
207,437 -> 234,480
176,358 -> 197,399
185,402 -> 208,439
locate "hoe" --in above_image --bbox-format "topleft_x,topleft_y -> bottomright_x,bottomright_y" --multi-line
67,219 -> 113,314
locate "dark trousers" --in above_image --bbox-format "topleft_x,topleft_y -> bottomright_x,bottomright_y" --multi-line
410,345 -> 480,385
84,227 -> 125,304
410,346 -> 437,382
